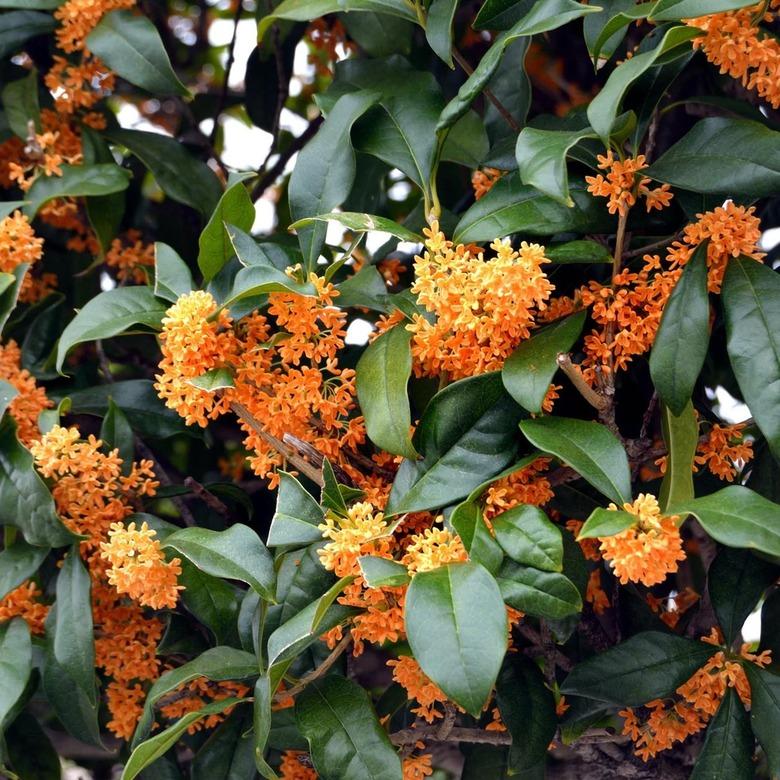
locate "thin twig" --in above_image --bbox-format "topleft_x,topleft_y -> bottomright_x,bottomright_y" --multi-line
274,633 -> 352,703
209,0 -> 243,146
623,233 -> 680,259
452,49 -> 522,132
183,476 -> 230,517
390,726 -> 512,746
557,353 -> 608,411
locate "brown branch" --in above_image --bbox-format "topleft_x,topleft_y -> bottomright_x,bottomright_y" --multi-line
557,353 -> 608,411
452,49 -> 522,133
390,726 -> 512,746
209,0 -> 243,147
274,633 -> 352,703
183,476 -> 230,517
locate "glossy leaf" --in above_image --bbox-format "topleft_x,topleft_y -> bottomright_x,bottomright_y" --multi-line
561,631 -> 719,705
358,556 -> 410,587
672,486 -> 780,557
162,524 -> 276,601
646,118 -> 780,197
583,0 -> 638,63
690,687 -> 754,780
0,417 -> 76,547
386,372 -> 523,515
252,676 -> 277,779
491,504 -> 563,572
496,561 -> 582,619
454,176 -> 613,244
0,619 -> 31,728
198,180 -> 255,282
658,401 -> 697,511
178,560 -> 240,647
722,257 -> 780,460
502,310 -> 586,413
154,243 -> 194,303
190,709 -> 258,780
450,499 -> 504,574
105,128 -> 222,217
188,367 -> 235,392
54,550 -> 95,704
496,654 -> 557,773
578,507 -> 635,539
0,539 -> 48,600
743,664 -> 780,777
426,0 -> 458,66
515,127 -> 596,205
356,324 -> 417,460
267,472 -> 325,547
56,286 -> 167,373
587,25 -> 698,142
437,0 -> 599,131
87,10 -> 189,96
124,699 -> 248,780
405,562 -> 507,716
520,416 -> 632,504
649,241 -> 710,415
25,163 -> 130,216
651,0 -> 758,21
100,398 -> 135,474
290,211 -> 422,242
296,676 -> 402,780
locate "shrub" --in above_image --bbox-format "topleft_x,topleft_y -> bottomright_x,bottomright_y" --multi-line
0,0 -> 779,777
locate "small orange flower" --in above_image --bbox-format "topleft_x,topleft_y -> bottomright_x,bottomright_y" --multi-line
402,526 -> 467,574
598,494 -> 684,586
279,750 -> 318,779
159,677 -> 250,733
0,580 -> 48,635
694,422 -> 754,481
318,501 -> 391,577
388,655 -> 449,722
471,167 -> 503,199
105,229 -> 155,284
403,752 -> 434,779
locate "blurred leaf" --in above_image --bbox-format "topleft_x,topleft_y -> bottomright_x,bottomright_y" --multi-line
87,10 -> 189,96
563,632 -> 719,705
5,711 -> 61,780
743,664 -> 780,777
502,310 -> 587,413
1,68 -> 39,138
356,324 -> 417,460
0,10 -> 55,58
722,257 -> 780,461
405,561 -> 507,716
492,504 -> 563,572
296,676 -> 402,780
0,266 -> 27,334
56,287 -> 166,373
520,417 -> 632,504
81,126 -> 125,253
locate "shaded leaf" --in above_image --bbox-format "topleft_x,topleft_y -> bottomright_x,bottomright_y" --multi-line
743,664 -> 780,777
0,539 -> 48,600
25,163 -> 130,216
0,619 -> 31,728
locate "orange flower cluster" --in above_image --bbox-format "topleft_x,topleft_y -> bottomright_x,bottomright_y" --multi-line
408,222 -> 553,379
471,167 -> 503,200
279,751 -> 318,779
687,0 -> 780,108
388,655 -> 450,722
402,527 -> 468,574
0,210 -> 46,303
585,152 -> 673,216
483,457 -> 554,522
306,18 -> 357,77
403,752 -> 434,779
54,0 -> 135,52
621,629 -> 772,760
695,421 -> 754,481
646,587 -> 699,629
0,581 -> 49,635
598,494 -> 685,586
100,521 -> 183,609
105,230 -> 155,283
0,340 -> 52,445
585,569 -> 610,615
30,425 -> 169,739
158,677 -> 250,733
157,280 -> 365,488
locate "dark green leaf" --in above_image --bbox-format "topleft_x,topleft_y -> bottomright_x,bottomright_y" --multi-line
561,631 -> 718,705
578,507 -> 635,539
0,417 -> 76,547
496,561 -> 582,619
651,0 -> 756,20
649,242 -> 710,415
252,676 -> 276,778
356,324 -> 417,460
25,163 -> 130,216
81,127 -> 125,253
0,539 -> 47,600
473,0 -> 535,30
672,486 -> 780,557
0,11 -> 55,59
105,128 -> 222,218
162,524 -> 276,602
690,687 -> 754,780
405,561 -> 507,716
709,547 -> 777,645
1,69 -> 40,139
454,176 -> 613,244
743,664 -> 780,777
357,556 -> 410,587
502,310 -> 587,413
387,372 -> 523,515
268,472 -> 325,547
587,26 -> 698,142
87,10 -> 189,96
54,550 -> 95,704
583,0 -> 638,63
722,257 -> 780,461
154,243 -> 194,303
296,676 -> 402,780
496,654 -> 557,773
290,212 -> 422,242
5,711 -> 61,780
0,266 -> 27,333
0,619 -> 31,728
198,180 -> 255,282
437,0 -> 599,131
100,398 -> 135,474
520,416 -> 632,504
124,699 -> 248,780
178,560 -> 240,647
492,504 -> 563,572
658,401 -> 697,511
515,128 -> 596,205
450,499 -> 504,574
133,647 -> 259,747
646,118 -> 780,197
191,709 -> 257,780
56,287 -> 166,373
426,0 -> 458,66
